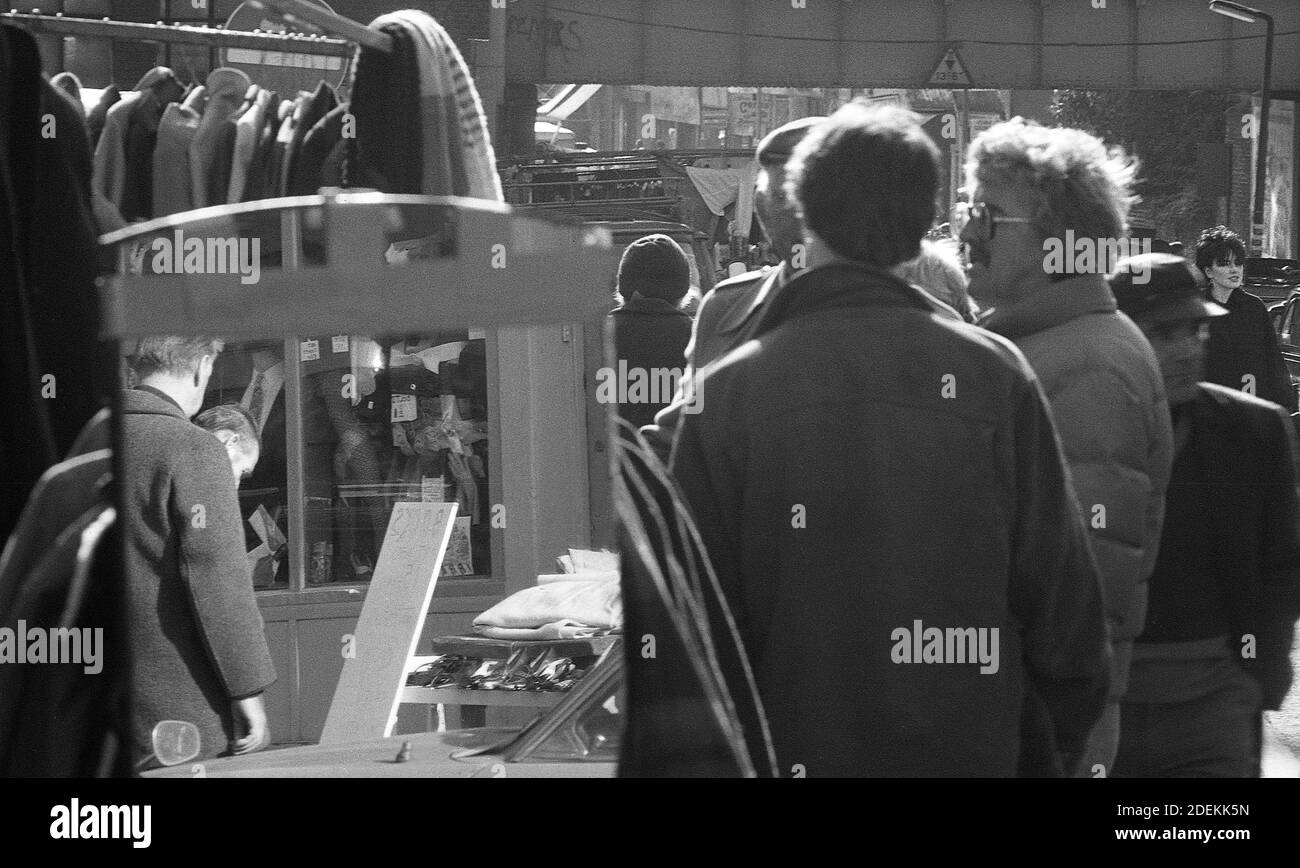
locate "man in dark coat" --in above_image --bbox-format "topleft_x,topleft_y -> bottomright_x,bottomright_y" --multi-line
637,116 -> 824,461
608,234 -> 695,429
619,118 -> 824,777
658,103 -> 1110,776
1108,253 -> 1300,777
122,337 -> 277,762
1195,225 -> 1297,413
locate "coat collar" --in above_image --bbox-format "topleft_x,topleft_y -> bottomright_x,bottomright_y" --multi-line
715,262 -> 790,335
123,386 -> 190,420
980,274 -> 1116,340
613,295 -> 692,318
754,261 -> 938,332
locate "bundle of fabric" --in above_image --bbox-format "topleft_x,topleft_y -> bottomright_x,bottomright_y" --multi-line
353,9 -> 502,201
473,571 -> 621,640
684,163 -> 758,239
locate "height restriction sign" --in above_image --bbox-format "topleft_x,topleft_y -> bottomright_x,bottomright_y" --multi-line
928,47 -> 974,88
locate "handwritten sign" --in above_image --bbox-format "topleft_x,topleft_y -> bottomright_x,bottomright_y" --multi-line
320,502 -> 458,744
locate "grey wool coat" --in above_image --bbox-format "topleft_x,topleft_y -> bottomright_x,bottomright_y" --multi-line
121,389 -> 276,759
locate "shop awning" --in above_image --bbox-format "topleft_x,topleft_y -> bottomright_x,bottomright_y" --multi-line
537,83 -> 601,121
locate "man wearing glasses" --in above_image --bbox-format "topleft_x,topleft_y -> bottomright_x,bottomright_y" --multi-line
961,119 -> 1174,776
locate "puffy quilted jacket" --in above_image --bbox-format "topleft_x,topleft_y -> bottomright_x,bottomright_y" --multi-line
983,275 -> 1174,699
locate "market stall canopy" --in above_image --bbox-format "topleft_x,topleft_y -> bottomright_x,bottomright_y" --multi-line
537,83 -> 602,122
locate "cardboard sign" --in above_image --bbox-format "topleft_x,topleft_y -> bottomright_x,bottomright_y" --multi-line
319,502 -> 458,744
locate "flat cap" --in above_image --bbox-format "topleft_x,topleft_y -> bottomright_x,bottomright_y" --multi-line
756,116 -> 826,165
1108,252 -> 1227,324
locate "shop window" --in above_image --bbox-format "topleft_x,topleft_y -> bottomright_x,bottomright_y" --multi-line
298,331 -> 492,585
106,199 -> 510,594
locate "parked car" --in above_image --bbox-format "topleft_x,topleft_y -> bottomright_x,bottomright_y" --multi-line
1247,257 -> 1300,305
1269,289 -> 1300,408
145,647 -> 623,778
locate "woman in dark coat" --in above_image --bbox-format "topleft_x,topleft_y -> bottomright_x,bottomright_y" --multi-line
1196,226 -> 1297,412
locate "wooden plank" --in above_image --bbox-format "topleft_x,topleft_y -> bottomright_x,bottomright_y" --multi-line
398,687 -> 565,708
319,502 -> 458,744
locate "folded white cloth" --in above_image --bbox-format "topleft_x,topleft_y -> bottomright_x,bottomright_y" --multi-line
537,570 -> 618,586
473,620 -> 617,641
474,579 -> 621,631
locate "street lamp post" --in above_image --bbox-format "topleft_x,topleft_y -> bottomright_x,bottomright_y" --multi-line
1209,0 -> 1275,257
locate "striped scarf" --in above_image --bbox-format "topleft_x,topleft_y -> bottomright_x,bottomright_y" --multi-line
361,9 -> 502,202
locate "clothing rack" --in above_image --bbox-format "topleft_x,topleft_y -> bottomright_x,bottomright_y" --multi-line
252,0 -> 392,54
0,1 -> 392,55
99,192 -> 617,339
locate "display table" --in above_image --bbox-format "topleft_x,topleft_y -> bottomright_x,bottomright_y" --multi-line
401,635 -> 620,727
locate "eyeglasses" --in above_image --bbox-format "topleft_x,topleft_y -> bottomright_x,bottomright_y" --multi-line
952,201 -> 1033,241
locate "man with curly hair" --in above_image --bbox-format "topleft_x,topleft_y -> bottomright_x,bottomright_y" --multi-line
963,118 -> 1173,776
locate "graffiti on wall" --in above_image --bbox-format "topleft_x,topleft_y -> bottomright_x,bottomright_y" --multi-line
507,13 -> 584,65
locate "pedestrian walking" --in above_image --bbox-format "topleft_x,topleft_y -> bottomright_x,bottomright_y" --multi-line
650,103 -> 1110,777
608,234 -> 695,429
1195,225 -> 1297,412
1107,252 -> 1300,777
963,118 -> 1173,776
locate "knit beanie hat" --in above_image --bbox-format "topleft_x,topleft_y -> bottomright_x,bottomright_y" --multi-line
617,233 -> 690,303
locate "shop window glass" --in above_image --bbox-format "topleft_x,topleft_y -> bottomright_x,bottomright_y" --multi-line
297,331 -> 492,584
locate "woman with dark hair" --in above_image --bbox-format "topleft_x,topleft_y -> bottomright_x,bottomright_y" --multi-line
1195,225 -> 1296,412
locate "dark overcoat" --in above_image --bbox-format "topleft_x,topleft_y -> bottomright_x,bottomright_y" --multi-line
655,263 -> 1111,776
121,389 -> 276,759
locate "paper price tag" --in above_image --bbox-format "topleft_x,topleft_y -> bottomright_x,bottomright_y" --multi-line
332,335 -> 349,354
391,393 -> 417,423
421,476 -> 444,502
300,339 -> 320,361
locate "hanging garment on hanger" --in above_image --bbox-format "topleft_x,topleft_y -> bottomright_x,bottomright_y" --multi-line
227,86 -> 272,203
289,102 -> 348,196
85,84 -> 120,150
0,449 -> 125,777
92,67 -> 180,210
283,80 -> 337,196
189,67 -> 251,209
268,95 -> 299,198
121,81 -> 182,222
92,91 -> 140,207
0,25 -> 106,539
152,85 -> 206,217
242,95 -> 285,202
49,71 -> 85,123
350,21 -> 420,193
206,86 -> 255,208
358,10 -> 502,201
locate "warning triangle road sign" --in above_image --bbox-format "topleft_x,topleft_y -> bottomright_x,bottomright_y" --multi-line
928,47 -> 974,88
